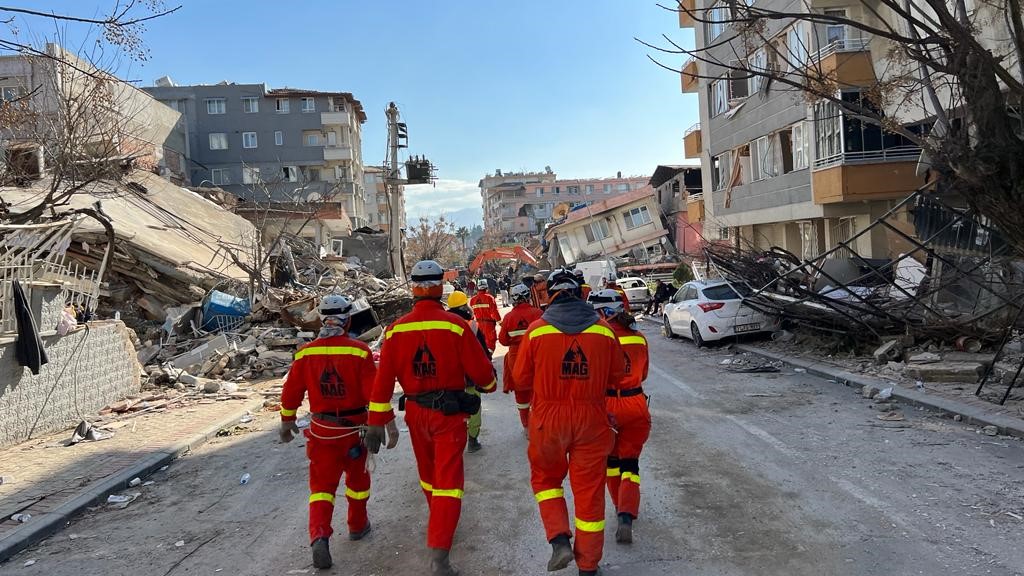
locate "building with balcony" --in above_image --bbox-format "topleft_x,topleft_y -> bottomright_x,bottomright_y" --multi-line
142,81 -> 367,247
682,1 -> 930,261
480,168 -> 652,242
363,166 -> 406,234
648,165 -> 705,256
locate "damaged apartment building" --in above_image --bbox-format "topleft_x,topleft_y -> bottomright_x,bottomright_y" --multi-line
142,80 -> 370,255
679,0 -> 930,261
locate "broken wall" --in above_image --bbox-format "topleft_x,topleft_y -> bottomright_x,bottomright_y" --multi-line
0,320 -> 142,447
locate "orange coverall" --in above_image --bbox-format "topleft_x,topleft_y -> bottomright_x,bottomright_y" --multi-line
605,324 -> 651,520
497,301 -> 543,428
367,299 -> 497,551
531,281 -> 551,310
280,335 -> 377,543
580,283 -> 592,302
470,290 -> 500,350
513,317 -> 625,572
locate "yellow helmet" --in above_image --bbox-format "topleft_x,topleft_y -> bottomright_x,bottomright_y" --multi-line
447,290 -> 469,309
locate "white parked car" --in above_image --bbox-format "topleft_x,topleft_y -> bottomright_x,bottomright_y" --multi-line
663,279 -> 779,346
615,277 -> 651,311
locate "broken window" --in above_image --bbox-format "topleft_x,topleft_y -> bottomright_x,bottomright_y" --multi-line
748,49 -> 767,94
282,166 -> 298,182
276,98 -> 290,113
830,217 -> 855,259
242,166 -> 260,185
711,153 -> 731,191
791,122 -> 810,170
728,61 -> 749,100
711,79 -> 729,117
751,135 -> 778,181
779,129 -> 794,173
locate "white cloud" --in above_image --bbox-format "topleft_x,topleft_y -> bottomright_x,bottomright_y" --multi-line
404,178 -> 480,219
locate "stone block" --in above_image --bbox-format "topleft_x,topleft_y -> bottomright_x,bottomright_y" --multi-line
904,362 -> 984,383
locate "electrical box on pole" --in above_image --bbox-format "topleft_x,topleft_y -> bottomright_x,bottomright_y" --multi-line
384,102 -> 436,282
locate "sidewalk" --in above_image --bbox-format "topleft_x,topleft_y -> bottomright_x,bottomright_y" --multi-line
0,388 -> 272,562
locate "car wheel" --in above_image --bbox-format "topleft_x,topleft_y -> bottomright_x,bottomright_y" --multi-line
663,316 -> 676,339
690,322 -> 705,348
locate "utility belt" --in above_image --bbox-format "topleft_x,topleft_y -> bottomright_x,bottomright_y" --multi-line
312,406 -> 367,426
606,387 -> 645,398
398,389 -> 481,416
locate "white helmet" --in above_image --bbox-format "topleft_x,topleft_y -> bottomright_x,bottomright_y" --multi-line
547,268 -> 580,294
510,283 -> 531,303
410,260 -> 445,298
589,288 -> 624,314
318,294 -> 352,321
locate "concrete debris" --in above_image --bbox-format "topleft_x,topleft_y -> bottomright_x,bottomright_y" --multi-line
876,386 -> 894,401
873,340 -> 902,365
107,493 -> 140,509
908,352 -> 942,364
877,411 -> 905,421
982,425 -> 999,436
904,362 -> 985,382
862,384 -> 881,399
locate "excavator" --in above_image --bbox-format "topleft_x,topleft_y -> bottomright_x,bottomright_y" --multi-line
467,245 -> 539,274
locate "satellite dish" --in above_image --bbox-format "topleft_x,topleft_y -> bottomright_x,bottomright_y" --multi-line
552,203 -> 570,220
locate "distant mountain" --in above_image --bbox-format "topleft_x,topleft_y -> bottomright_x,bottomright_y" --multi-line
445,206 -> 483,229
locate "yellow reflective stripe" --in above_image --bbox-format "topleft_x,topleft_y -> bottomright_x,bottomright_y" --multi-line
582,325 -> 615,339
368,401 -> 392,413
528,325 -> 562,338
420,480 -> 433,492
344,487 -> 370,500
621,472 -> 641,485
528,324 -> 615,340
515,402 -> 531,410
534,488 -> 565,503
575,517 -> 605,532
431,488 -> 464,499
478,378 -> 497,391
471,304 -> 490,308
618,335 -> 647,346
606,467 -> 621,478
508,329 -> 527,337
294,346 -> 369,360
280,408 -> 297,417
386,321 -> 465,339
309,492 -> 335,504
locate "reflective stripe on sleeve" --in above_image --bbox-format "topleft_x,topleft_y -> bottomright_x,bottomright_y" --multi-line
280,408 -> 297,417
386,321 -> 465,339
606,467 -> 621,478
344,487 -> 370,500
534,488 -> 565,503
431,488 -> 464,499
618,335 -> 647,346
477,379 -> 497,392
508,329 -> 527,337
471,304 -> 490,309
309,492 -> 335,505
294,346 -> 369,360
420,480 -> 433,492
574,517 -> 605,532
621,472 -> 641,485
368,401 -> 392,413
515,402 -> 531,410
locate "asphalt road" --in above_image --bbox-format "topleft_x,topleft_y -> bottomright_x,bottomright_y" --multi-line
4,322 -> 1024,576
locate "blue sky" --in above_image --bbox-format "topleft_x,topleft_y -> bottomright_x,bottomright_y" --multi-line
13,1 -> 698,225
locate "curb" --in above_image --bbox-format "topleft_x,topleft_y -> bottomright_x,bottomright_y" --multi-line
0,397 -> 266,563
734,344 -> 1024,440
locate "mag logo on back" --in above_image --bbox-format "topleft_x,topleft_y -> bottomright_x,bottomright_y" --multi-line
413,343 -> 438,377
561,341 -> 589,379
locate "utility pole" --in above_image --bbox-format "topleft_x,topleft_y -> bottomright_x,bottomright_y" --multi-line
384,102 -> 406,281
383,101 -> 436,283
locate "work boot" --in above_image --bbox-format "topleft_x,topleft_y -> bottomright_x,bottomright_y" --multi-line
615,513 -> 633,544
547,534 -> 573,571
579,569 -> 601,576
429,547 -> 460,576
348,521 -> 372,541
467,435 -> 482,453
311,537 -> 332,569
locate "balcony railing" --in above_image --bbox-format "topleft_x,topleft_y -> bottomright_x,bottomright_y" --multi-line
684,122 -> 700,136
811,36 -> 871,62
813,146 -> 921,170
686,192 -> 704,203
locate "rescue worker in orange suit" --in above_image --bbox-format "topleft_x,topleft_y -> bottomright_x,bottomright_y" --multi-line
469,280 -> 500,350
531,272 -> 551,310
590,289 -> 651,544
279,295 -> 390,570
365,260 -> 497,576
604,278 -> 631,311
446,290 -> 493,453
497,283 -> 542,429
574,269 -> 592,301
513,269 -> 626,576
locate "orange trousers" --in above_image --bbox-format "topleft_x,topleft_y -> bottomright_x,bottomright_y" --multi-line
606,396 -> 651,518
502,348 -> 532,428
406,403 -> 468,550
305,425 -> 370,543
478,319 -> 498,350
528,404 -> 614,572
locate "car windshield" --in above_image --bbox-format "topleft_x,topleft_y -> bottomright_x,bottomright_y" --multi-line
702,284 -> 741,301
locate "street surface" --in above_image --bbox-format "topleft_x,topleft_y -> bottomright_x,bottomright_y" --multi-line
4,322 -> 1024,575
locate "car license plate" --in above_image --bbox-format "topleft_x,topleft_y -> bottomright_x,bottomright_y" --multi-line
735,323 -> 760,333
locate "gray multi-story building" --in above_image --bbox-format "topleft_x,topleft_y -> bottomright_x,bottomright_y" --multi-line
143,80 -> 368,243
680,0 -> 926,260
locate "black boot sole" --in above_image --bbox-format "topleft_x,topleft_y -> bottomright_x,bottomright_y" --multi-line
311,538 -> 332,569
349,522 -> 372,541
547,543 -> 574,571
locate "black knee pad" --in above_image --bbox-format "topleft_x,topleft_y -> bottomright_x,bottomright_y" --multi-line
619,458 -> 639,474
606,456 -> 621,469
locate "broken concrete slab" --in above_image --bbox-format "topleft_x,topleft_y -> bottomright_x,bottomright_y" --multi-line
908,352 -> 941,364
904,362 -> 985,383
873,340 -> 902,365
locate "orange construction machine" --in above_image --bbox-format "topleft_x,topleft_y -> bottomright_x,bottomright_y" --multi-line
468,246 -> 539,274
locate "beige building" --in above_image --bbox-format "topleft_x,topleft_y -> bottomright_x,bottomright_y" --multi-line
363,166 -> 406,233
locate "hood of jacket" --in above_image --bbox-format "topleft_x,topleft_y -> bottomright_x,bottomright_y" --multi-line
541,297 -> 599,334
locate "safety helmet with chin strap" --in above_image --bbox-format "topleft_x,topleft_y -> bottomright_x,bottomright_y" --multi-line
410,260 -> 445,299
547,268 -> 581,300
510,283 -> 531,303
589,288 -> 624,317
318,294 -> 353,323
